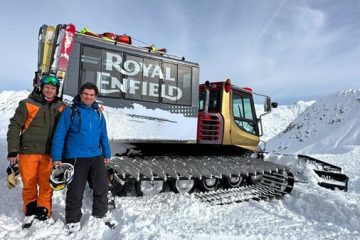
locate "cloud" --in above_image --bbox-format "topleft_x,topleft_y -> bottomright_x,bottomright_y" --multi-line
0,0 -> 359,104
295,6 -> 326,31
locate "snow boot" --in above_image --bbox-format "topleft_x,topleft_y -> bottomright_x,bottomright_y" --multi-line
94,213 -> 116,229
22,215 -> 36,229
36,207 -> 50,221
22,201 -> 37,229
67,222 -> 81,234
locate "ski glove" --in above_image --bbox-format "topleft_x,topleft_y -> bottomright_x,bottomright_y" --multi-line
6,165 -> 20,190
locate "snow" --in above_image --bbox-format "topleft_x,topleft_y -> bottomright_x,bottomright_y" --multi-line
256,100 -> 315,142
103,103 -> 197,141
0,90 -> 31,137
64,94 -> 199,142
267,89 -> 360,154
0,89 -> 360,240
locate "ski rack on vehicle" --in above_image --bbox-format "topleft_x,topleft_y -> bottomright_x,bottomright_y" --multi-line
76,31 -> 186,61
297,154 -> 349,191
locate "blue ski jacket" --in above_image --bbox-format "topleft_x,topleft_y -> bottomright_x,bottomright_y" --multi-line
51,96 -> 111,161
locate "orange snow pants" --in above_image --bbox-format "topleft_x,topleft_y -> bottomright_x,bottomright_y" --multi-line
18,154 -> 53,216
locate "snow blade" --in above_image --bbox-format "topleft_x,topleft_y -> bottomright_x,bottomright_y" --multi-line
313,170 -> 349,191
297,154 -> 349,191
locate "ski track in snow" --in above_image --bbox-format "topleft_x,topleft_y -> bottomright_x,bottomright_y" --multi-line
0,90 -> 360,239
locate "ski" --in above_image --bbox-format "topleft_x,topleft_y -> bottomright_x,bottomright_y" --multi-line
38,24 -> 47,71
80,27 -> 100,37
40,25 -> 56,76
144,44 -> 167,54
56,23 -> 76,97
36,24 -> 47,86
49,24 -> 66,76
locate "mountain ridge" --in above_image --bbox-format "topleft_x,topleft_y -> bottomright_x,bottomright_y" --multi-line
267,89 -> 360,154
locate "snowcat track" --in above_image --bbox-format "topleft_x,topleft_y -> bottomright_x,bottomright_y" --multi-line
195,169 -> 294,205
108,156 -> 295,204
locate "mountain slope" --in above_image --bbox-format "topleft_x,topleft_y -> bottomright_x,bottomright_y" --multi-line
0,90 -> 30,137
256,100 -> 314,141
267,89 -> 360,154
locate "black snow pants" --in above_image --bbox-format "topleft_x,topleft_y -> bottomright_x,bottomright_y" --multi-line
65,156 -> 108,224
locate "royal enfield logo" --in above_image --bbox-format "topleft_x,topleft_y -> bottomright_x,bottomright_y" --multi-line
96,52 -> 183,101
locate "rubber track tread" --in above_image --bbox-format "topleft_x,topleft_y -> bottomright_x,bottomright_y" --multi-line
109,156 -> 294,204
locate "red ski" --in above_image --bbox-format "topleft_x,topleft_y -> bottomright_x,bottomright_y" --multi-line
56,23 -> 76,96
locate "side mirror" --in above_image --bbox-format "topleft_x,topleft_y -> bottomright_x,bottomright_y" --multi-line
264,97 -> 271,112
264,98 -> 278,112
205,80 -> 210,88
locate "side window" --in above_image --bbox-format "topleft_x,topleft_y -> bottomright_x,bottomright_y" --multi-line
162,62 -> 177,104
177,65 -> 191,105
99,50 -> 123,98
142,58 -> 161,102
198,90 -> 221,112
123,54 -> 143,100
199,92 -> 204,110
81,46 -> 101,86
161,63 -> 192,105
232,91 -> 258,135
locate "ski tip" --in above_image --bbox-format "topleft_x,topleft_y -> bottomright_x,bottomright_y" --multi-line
56,24 -> 67,30
39,24 -> 48,34
66,23 -> 76,31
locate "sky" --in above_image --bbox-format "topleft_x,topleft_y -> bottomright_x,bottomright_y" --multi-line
0,0 -> 359,104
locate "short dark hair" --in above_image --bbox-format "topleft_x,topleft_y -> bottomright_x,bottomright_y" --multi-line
79,82 -> 99,96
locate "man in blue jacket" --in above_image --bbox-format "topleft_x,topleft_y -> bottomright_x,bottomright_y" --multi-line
51,82 -> 111,233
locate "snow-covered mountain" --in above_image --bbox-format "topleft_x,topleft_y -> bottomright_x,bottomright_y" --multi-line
256,100 -> 315,141
267,89 -> 360,154
0,90 -> 30,137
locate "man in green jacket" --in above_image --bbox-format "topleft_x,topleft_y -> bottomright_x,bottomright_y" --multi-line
7,75 -> 65,228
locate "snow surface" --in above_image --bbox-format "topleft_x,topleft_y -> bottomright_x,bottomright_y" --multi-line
0,89 -> 360,240
103,104 -> 197,141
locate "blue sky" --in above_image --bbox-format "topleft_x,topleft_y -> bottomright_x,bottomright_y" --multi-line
0,0 -> 359,104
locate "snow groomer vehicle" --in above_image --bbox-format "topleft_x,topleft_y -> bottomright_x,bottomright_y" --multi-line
37,23 -> 349,205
